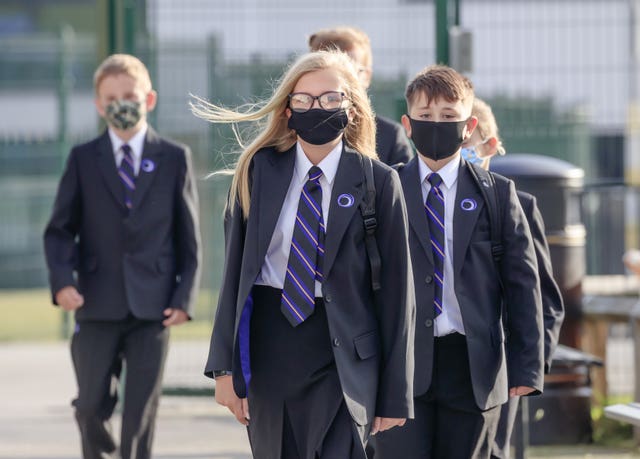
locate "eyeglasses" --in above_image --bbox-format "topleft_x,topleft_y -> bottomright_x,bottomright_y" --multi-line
288,91 -> 348,113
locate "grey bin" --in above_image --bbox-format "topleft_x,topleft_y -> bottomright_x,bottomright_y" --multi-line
491,154 -> 596,445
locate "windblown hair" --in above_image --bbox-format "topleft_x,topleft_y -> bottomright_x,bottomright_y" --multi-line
93,54 -> 152,94
191,50 -> 377,219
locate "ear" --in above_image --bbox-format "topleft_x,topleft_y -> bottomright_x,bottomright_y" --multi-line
401,114 -> 412,138
146,90 -> 158,112
464,116 -> 478,139
285,107 -> 292,120
485,136 -> 499,157
95,98 -> 106,118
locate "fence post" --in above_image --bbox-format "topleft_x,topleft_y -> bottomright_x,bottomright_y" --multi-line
57,24 -> 74,339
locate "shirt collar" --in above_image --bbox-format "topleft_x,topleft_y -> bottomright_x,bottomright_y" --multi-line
294,141 -> 342,186
418,153 -> 461,190
108,123 -> 148,159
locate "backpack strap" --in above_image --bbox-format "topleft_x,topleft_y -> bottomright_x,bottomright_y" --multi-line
358,155 -> 382,292
467,162 -> 504,262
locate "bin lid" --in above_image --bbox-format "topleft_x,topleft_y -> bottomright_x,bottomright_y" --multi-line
551,344 -> 603,367
491,153 -> 584,186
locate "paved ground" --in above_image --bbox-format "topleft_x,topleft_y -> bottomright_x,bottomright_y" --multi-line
1,341 -> 639,459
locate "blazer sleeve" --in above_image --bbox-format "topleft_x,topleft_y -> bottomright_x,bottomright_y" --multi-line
43,148 -> 82,303
373,168 -> 416,418
524,196 -> 565,373
204,194 -> 245,377
169,146 -> 202,317
499,180 -> 544,394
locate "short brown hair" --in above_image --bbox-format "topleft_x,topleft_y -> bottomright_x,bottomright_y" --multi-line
405,64 -> 474,110
93,54 -> 152,94
308,26 -> 372,68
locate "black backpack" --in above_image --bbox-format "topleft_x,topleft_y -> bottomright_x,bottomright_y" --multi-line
359,158 -> 504,292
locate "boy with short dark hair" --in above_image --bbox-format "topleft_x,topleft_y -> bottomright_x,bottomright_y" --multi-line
44,53 -> 201,459
370,65 -> 544,458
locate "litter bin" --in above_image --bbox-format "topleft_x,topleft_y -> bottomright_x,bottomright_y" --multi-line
526,345 -> 603,444
491,153 -> 586,349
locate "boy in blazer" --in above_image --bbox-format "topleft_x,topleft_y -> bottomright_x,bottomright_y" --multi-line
461,98 -> 564,459
370,65 -> 544,458
193,51 -> 415,459
43,54 -> 201,459
308,26 -> 413,166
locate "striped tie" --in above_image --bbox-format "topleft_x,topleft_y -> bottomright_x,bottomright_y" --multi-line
425,173 -> 445,318
118,144 -> 136,210
281,166 -> 325,327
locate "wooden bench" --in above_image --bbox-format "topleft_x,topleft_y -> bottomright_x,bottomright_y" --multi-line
604,403 -> 640,427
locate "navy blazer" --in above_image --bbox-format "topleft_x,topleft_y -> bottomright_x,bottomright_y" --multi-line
375,115 -> 413,167
398,157 -> 544,410
517,191 -> 564,373
43,128 -> 201,321
205,144 -> 416,425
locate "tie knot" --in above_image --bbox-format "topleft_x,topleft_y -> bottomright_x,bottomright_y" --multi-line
427,173 -> 442,188
121,144 -> 132,158
308,166 -> 323,183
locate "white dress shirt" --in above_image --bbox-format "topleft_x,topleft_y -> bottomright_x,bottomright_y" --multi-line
108,124 -> 148,176
418,155 -> 466,337
256,141 -> 342,297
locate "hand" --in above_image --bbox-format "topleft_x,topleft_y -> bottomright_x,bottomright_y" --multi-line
370,417 -> 406,435
509,386 -> 535,397
215,375 -> 249,425
55,286 -> 84,311
162,308 -> 189,327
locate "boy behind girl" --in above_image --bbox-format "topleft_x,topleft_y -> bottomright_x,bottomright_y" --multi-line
370,65 -> 544,458
43,54 -> 201,459
308,26 -> 413,166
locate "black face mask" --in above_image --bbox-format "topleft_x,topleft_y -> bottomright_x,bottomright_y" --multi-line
288,109 -> 349,145
408,117 -> 468,161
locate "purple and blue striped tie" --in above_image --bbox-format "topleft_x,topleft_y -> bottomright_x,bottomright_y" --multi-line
118,144 -> 136,210
281,166 -> 325,327
425,173 -> 445,318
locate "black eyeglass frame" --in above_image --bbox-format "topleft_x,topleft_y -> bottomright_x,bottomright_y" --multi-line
287,91 -> 349,113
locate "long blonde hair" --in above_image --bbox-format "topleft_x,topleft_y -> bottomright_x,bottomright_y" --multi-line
191,50 -> 377,219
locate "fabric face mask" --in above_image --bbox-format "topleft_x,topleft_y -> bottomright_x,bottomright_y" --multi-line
461,147 -> 482,164
105,99 -> 142,131
408,118 -> 468,161
287,109 -> 349,145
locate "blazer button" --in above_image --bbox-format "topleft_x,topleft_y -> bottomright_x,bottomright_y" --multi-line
425,319 -> 433,328
325,294 -> 332,303
333,338 -> 341,347
425,275 -> 433,284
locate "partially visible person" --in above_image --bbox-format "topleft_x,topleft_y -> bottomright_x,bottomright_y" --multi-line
370,65 -> 544,459
194,50 -> 415,459
308,26 -> 413,166
461,97 -> 565,459
43,53 -> 201,459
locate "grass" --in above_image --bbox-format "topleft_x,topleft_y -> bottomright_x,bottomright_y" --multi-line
0,288 -> 218,342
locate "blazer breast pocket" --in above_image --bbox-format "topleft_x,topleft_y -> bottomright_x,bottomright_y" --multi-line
354,331 -> 379,360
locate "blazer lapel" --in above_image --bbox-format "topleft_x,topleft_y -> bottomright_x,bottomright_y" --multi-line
322,146 -> 365,279
402,157 -> 434,265
132,127 -> 164,209
96,131 -> 126,209
254,145 -> 296,266
453,161 -> 485,277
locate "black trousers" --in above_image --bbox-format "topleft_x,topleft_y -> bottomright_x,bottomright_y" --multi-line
70,315 -> 169,459
369,333 -> 500,459
247,285 -> 366,459
491,396 -> 519,459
